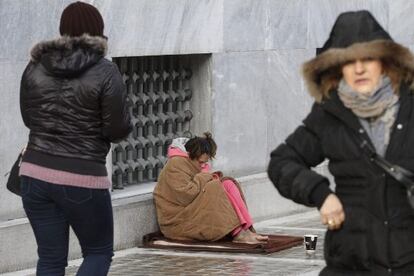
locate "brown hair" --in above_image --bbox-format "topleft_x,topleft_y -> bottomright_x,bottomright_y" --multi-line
185,132 -> 217,160
320,66 -> 342,98
319,59 -> 403,98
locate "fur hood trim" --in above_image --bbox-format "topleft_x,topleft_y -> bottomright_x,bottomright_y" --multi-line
30,34 -> 107,62
303,39 -> 414,102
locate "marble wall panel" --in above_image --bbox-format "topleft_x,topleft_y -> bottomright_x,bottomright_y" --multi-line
98,0 -> 224,57
211,51 -> 269,176
264,49 -> 315,154
266,0 -> 308,49
223,0 -> 267,51
0,0 -> 223,61
224,0 -> 308,51
211,49 -> 314,176
389,0 -> 414,45
0,0 -> 73,61
307,0 -> 389,48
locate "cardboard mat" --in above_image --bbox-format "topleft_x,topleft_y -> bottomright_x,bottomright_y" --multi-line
142,232 -> 303,254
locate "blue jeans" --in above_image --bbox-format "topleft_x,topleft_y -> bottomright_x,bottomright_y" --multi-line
21,176 -> 113,276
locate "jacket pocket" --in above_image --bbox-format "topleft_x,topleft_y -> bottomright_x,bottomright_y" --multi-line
63,186 -> 92,204
324,208 -> 371,270
389,215 -> 414,266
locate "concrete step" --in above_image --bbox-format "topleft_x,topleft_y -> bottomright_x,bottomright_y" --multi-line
0,173 -> 309,274
3,210 -> 324,276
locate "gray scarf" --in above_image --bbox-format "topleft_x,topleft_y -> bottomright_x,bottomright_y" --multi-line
338,76 -> 399,156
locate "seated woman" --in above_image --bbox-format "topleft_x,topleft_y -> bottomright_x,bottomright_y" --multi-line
153,132 -> 268,244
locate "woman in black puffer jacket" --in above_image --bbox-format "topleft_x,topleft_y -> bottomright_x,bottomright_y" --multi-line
19,2 -> 131,275
268,10 -> 414,276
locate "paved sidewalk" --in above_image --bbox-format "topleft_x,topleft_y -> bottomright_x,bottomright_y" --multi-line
5,210 -> 326,276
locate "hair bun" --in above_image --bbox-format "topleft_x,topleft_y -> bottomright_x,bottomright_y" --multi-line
203,132 -> 213,140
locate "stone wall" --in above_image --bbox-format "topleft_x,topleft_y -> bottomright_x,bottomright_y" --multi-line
0,0 -> 412,219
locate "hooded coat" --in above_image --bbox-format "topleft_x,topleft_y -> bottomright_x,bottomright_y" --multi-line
268,11 -> 414,275
20,34 -> 131,175
153,141 -> 241,241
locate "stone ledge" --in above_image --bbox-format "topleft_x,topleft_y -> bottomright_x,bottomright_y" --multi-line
0,173 -> 307,273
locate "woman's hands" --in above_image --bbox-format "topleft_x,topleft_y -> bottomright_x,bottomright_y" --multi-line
320,194 -> 345,230
212,171 -> 223,180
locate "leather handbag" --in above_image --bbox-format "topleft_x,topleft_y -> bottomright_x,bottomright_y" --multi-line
4,147 -> 26,196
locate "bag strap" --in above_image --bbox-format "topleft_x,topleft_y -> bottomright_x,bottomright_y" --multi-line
359,140 -> 414,190
358,138 -> 414,210
4,145 -> 28,177
19,144 -> 27,166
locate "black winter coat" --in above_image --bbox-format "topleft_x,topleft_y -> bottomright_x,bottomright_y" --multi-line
20,35 -> 131,174
268,11 -> 414,275
268,86 -> 414,275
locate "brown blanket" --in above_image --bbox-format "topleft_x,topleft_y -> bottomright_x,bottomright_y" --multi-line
153,156 -> 242,241
142,231 -> 303,254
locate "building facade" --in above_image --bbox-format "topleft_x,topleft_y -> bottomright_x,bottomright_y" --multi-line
0,0 -> 412,273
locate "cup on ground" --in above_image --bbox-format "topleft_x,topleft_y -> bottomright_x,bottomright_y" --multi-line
304,234 -> 318,255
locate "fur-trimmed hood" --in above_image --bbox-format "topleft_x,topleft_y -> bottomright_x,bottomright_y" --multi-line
30,34 -> 107,76
303,10 -> 414,102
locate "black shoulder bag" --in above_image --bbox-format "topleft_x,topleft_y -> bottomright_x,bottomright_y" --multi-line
359,140 -> 414,209
4,147 -> 26,196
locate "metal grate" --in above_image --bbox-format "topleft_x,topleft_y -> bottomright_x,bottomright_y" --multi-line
112,56 -> 193,189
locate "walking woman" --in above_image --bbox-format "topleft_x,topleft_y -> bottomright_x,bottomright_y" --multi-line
268,10 -> 414,275
19,2 -> 131,275
154,133 -> 268,244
